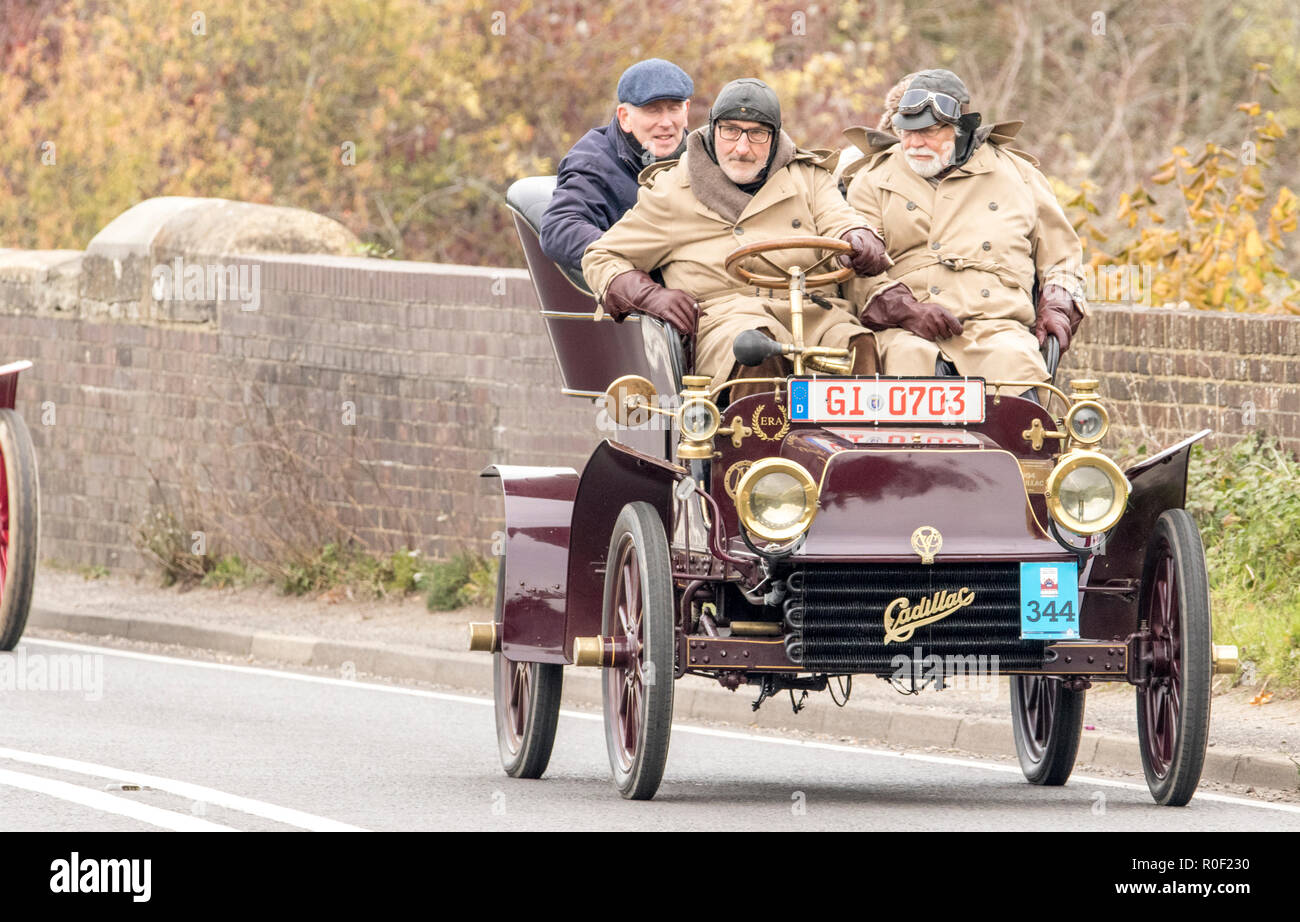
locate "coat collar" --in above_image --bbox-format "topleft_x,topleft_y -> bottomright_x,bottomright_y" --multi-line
841,120 -> 1031,181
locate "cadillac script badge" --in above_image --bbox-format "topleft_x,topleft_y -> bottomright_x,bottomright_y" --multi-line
883,588 -> 976,644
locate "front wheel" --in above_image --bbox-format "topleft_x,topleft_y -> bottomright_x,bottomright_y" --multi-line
601,502 -> 675,800
0,408 -> 39,652
1136,509 -> 1211,806
1010,675 -> 1086,785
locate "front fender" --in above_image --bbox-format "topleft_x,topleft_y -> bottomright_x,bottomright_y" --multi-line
481,464 -> 579,664
563,440 -> 682,652
1079,429 -> 1212,638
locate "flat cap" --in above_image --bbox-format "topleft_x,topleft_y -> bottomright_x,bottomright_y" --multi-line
617,58 -> 694,107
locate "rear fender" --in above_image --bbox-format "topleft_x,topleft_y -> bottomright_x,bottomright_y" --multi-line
481,464 -> 579,664
564,441 -> 682,653
1080,429 -> 1212,638
0,361 -> 33,410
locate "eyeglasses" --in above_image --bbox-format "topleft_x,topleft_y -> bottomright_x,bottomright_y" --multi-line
897,89 -> 962,123
716,123 -> 773,144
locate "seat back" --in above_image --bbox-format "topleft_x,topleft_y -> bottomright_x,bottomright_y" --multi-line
505,176 -> 686,400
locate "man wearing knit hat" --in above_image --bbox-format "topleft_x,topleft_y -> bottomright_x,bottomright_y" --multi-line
583,78 -> 891,397
841,69 -> 1087,400
540,58 -> 694,273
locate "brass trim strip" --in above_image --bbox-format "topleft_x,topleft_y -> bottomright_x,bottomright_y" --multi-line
540,309 -> 637,321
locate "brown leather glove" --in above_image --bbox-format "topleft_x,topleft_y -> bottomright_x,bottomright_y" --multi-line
1035,283 -> 1084,352
603,270 -> 699,335
861,282 -> 963,341
837,227 -> 892,277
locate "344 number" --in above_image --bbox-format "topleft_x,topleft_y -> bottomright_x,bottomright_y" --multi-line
1025,600 -> 1076,622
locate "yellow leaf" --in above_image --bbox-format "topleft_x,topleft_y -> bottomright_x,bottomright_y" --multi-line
1243,228 -> 1265,260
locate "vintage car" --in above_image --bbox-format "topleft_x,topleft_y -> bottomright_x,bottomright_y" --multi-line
0,360 -> 39,651
469,175 -> 1238,806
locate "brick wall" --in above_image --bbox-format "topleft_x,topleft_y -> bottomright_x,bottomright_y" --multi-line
1,251 -> 1297,574
2,254 -> 601,571
1059,304 -> 1300,451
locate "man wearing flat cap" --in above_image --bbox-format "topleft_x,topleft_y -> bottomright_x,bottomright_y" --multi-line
540,58 -> 694,273
583,78 -> 891,396
842,69 -> 1087,399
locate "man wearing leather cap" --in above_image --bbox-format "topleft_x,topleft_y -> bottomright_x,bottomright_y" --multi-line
842,69 -> 1086,397
540,58 -> 694,273
583,78 -> 891,395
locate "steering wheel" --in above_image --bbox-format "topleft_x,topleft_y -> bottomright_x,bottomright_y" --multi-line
724,235 -> 855,288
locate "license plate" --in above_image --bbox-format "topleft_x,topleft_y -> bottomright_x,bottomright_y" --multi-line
789,378 -> 985,424
1019,563 -> 1080,639
826,427 -> 983,446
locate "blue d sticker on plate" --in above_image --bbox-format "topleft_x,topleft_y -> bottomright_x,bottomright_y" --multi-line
1020,562 -> 1080,639
789,380 -> 810,420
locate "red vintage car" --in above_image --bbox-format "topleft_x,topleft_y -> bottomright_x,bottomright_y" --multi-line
469,176 -> 1237,806
0,360 -> 39,651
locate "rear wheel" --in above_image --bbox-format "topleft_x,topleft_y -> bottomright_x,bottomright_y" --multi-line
0,408 -> 39,652
601,502 -> 674,800
492,550 -> 563,779
1136,509 -> 1211,806
1010,675 -> 1086,785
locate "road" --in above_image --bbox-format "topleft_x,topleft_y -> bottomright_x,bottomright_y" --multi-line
3,637 -> 1299,831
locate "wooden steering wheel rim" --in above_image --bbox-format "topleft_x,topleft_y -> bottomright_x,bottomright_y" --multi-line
724,235 -> 856,288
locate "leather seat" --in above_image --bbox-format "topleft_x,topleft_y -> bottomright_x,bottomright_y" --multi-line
506,175 -> 688,392
506,176 -> 592,293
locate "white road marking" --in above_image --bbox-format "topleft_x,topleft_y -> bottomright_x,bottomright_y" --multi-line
0,746 -> 366,832
23,637 -> 1300,816
0,766 -> 236,831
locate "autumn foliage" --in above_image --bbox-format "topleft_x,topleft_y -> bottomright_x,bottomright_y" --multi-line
2,0 -> 1299,311
1064,67 -> 1300,314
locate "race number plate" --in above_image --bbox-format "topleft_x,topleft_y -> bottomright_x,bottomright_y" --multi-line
788,378 -> 985,424
1019,563 -> 1080,639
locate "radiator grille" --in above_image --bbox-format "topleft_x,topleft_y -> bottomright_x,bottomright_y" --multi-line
784,564 -> 1048,672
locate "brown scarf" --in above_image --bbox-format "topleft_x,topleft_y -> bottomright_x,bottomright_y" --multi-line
686,127 -> 797,224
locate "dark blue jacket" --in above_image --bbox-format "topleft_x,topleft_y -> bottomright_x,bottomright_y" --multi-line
540,118 -> 647,273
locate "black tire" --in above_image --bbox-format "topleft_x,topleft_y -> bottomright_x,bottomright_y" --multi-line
1010,675 -> 1086,785
1136,509 -> 1211,806
0,408 -> 39,652
492,549 -> 563,779
601,501 -> 675,800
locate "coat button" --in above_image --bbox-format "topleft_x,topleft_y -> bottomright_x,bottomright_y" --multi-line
906,201 -> 917,210
930,241 -> 941,250
982,241 -> 991,251
981,289 -> 990,297
734,226 -> 744,235
791,219 -> 801,228
988,202 -> 998,210
930,286 -> 940,294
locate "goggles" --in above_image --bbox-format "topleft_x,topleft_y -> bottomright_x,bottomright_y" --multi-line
897,89 -> 963,124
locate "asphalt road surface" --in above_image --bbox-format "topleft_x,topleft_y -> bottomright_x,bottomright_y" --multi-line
3,637 -> 1299,831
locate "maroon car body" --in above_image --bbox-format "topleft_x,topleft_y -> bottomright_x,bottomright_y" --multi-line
471,175 -> 1225,806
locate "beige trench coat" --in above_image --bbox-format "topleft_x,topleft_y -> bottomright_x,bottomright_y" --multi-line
582,148 -> 875,389
843,128 -> 1086,385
